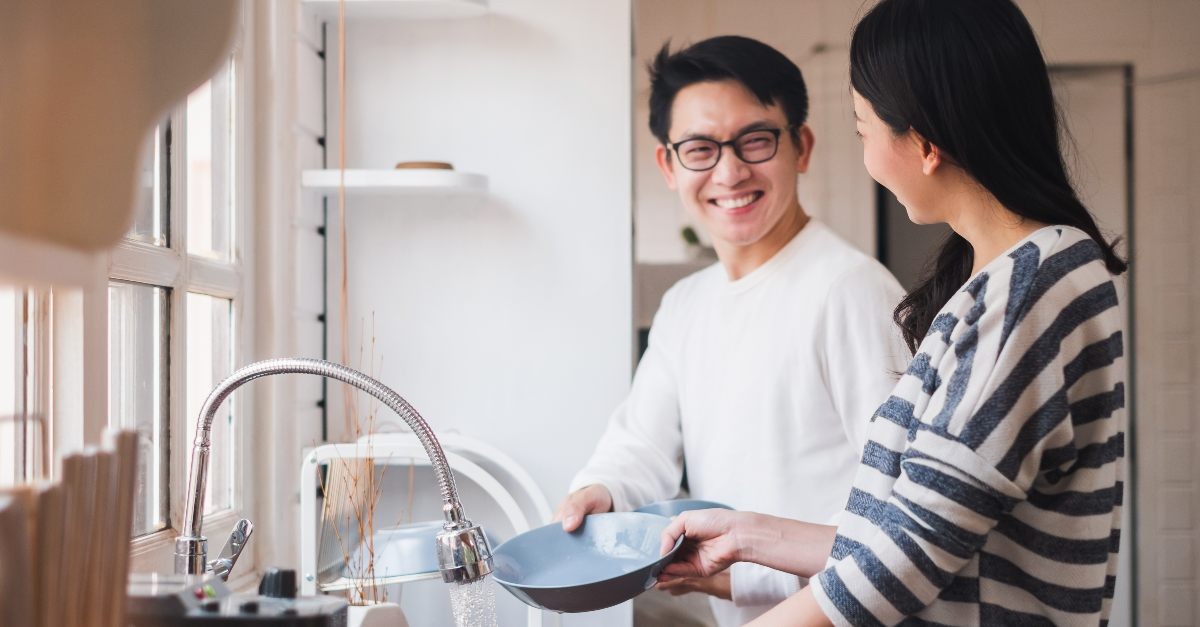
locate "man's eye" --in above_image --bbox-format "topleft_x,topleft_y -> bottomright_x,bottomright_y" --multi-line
685,146 -> 714,157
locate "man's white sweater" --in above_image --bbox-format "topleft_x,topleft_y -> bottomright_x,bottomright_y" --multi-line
570,219 -> 909,625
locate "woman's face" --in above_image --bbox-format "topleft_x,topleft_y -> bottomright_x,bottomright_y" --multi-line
851,90 -> 941,225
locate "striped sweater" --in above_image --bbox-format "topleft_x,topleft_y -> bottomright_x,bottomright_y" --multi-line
812,226 -> 1126,626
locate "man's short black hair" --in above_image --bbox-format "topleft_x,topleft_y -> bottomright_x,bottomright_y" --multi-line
648,35 -> 809,146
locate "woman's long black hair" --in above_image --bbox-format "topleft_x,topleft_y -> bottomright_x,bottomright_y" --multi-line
850,0 -> 1127,353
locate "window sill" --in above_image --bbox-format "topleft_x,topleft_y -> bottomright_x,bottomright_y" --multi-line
128,509 -> 252,575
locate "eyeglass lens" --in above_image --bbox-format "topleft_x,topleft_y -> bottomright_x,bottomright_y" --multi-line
675,129 -> 779,171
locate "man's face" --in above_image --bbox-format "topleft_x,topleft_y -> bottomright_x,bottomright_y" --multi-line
655,80 -> 811,256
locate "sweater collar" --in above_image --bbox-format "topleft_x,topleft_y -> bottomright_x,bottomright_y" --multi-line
721,218 -> 825,294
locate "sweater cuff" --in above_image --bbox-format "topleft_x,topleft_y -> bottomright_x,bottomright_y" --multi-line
810,569 -> 855,627
567,473 -> 628,512
729,562 -> 804,608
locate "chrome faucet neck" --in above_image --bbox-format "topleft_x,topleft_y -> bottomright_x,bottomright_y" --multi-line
174,358 -> 489,584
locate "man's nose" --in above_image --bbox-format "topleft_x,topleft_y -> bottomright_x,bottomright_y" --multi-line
709,147 -> 751,187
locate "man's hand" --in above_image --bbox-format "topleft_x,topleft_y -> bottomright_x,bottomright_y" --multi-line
553,484 -> 614,532
656,571 -> 731,600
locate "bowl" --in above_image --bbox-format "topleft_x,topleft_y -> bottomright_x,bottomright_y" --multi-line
324,520 -> 500,590
634,498 -> 733,518
490,512 -> 684,613
394,161 -> 454,170
346,521 -> 445,580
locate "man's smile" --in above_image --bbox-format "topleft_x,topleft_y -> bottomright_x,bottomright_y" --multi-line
709,191 -> 764,213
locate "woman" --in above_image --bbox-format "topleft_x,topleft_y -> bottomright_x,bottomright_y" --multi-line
657,0 -> 1128,625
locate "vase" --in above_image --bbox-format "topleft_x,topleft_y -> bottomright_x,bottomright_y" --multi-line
347,601 -> 409,627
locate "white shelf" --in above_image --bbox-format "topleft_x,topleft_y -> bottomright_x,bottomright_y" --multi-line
301,0 -> 486,20
301,168 -> 488,196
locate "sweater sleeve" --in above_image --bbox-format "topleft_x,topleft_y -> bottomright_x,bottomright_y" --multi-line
812,260 -> 1123,625
822,260 -> 909,454
568,292 -> 685,512
730,562 -> 804,608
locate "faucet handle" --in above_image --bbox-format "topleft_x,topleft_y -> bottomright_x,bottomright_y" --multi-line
208,518 -> 254,581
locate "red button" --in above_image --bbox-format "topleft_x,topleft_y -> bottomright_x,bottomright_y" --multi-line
193,587 -> 206,600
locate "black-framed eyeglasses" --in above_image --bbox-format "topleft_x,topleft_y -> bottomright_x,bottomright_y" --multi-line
669,126 -> 790,172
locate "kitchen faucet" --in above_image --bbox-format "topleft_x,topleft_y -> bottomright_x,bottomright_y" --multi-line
174,357 -> 493,584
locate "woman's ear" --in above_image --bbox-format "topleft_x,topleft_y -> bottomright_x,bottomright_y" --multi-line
655,144 -> 678,190
913,132 -> 942,176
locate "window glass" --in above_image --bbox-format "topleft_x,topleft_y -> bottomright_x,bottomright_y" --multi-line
187,61 -> 235,260
1,287 -> 17,487
186,293 -> 234,514
128,125 -> 169,247
0,287 -> 48,488
108,281 -> 170,536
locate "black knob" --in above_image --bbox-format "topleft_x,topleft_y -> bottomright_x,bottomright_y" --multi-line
239,600 -> 260,614
199,599 -> 221,613
258,567 -> 297,599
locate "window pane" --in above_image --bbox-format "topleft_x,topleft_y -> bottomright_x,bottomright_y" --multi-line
186,293 -> 234,514
0,287 -> 48,488
128,124 -> 168,247
187,60 -> 235,260
108,282 -> 169,536
1,287 -> 17,487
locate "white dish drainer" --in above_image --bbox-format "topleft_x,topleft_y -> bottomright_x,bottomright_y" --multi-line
299,431 -> 556,626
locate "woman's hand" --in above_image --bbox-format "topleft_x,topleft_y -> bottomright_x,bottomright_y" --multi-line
656,571 -> 732,600
661,510 -> 839,582
658,508 -> 752,579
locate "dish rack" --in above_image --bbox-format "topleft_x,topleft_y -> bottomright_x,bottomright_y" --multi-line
299,431 -> 555,626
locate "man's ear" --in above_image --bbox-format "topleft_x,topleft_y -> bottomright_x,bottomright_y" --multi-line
912,131 -> 942,176
655,144 -> 678,190
793,124 -> 815,174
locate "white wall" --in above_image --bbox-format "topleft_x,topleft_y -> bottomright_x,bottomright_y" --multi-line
319,2 -> 633,625
248,0 -> 329,578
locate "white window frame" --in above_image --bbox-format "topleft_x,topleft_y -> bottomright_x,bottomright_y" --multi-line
0,287 -> 52,485
0,237 -> 107,484
1,0 -> 258,586
105,11 -> 257,577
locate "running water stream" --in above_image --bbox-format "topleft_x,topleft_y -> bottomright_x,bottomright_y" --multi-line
449,578 -> 500,627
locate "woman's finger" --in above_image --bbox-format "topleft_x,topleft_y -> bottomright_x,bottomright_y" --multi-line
660,560 -> 700,578
659,512 -> 688,555
655,575 -> 685,590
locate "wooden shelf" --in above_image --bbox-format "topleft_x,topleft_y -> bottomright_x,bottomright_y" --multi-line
301,168 -> 488,196
301,0 -> 487,20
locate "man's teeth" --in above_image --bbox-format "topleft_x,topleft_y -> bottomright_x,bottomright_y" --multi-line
713,193 -> 759,209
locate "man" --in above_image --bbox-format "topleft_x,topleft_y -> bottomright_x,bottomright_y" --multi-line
556,36 -> 909,625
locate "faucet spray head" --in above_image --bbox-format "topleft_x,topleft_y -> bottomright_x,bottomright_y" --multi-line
436,523 -> 494,584
436,503 -> 494,584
